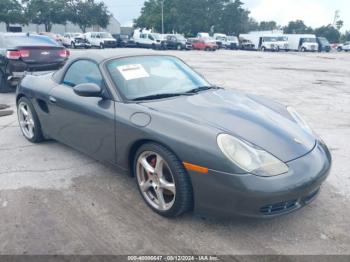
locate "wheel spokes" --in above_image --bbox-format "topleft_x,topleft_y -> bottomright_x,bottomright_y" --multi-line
155,188 -> 166,210
139,179 -> 152,192
154,154 -> 164,177
139,157 -> 155,174
159,178 -> 176,195
20,106 -> 28,117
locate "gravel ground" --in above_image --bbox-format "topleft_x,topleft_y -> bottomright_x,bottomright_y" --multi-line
0,49 -> 349,255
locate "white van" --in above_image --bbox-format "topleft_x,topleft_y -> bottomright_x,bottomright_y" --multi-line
133,29 -> 164,49
213,33 -> 239,49
197,32 -> 210,39
285,34 -> 318,52
239,34 -> 281,51
84,32 -> 117,49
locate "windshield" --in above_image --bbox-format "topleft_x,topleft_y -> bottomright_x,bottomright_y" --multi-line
302,38 -> 317,43
263,37 -> 278,42
216,36 -> 226,41
227,36 -> 238,41
151,34 -> 160,40
277,36 -> 287,41
175,34 -> 186,41
319,38 -> 329,45
107,56 -> 210,101
100,33 -> 113,38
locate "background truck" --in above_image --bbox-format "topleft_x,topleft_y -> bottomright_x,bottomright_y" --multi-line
285,34 -> 319,52
239,34 -> 280,51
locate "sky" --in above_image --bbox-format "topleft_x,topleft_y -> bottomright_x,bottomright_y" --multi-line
104,0 -> 349,31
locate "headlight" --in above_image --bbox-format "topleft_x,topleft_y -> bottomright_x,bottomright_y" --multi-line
217,134 -> 289,177
287,106 -> 313,135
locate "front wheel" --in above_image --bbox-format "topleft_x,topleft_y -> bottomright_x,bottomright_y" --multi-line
134,143 -> 193,217
17,97 -> 44,143
261,46 -> 266,52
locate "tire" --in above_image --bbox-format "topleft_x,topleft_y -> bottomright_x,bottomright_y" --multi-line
261,46 -> 266,52
71,42 -> 76,49
0,70 -> 12,93
176,44 -> 182,50
100,43 -> 104,49
134,143 -> 193,218
337,47 -> 342,52
300,47 -> 306,52
17,97 -> 44,143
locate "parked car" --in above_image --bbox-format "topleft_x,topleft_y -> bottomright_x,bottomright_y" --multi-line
192,38 -> 217,51
337,41 -> 350,52
165,34 -> 188,50
316,37 -> 331,52
116,35 -> 137,48
226,36 -> 240,50
285,34 -> 319,52
239,39 -> 255,50
62,33 -> 91,49
0,33 -> 69,93
213,34 -> 239,50
16,51 -> 331,218
84,32 -> 117,49
133,29 -> 165,49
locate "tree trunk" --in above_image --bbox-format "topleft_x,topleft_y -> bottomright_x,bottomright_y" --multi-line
45,23 -> 52,32
79,25 -> 87,33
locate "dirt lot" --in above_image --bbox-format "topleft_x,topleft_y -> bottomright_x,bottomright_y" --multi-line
0,50 -> 349,255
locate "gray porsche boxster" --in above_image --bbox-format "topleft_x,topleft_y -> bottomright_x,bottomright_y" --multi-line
16,50 -> 331,218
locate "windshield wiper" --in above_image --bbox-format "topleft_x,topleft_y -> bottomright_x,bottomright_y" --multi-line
131,93 -> 191,101
185,85 -> 222,94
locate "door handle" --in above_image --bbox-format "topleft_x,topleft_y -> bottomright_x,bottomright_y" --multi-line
49,96 -> 57,104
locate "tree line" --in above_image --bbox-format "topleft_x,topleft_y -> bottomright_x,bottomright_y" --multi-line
0,0 -> 110,33
135,0 -> 350,43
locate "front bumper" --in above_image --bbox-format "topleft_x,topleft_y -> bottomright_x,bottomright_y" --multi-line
189,141 -> 331,218
103,41 -> 118,48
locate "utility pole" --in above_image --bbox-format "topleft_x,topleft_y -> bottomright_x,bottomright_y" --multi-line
333,10 -> 340,27
161,0 -> 164,34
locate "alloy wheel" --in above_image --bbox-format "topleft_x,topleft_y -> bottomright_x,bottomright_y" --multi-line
136,151 -> 176,211
18,102 -> 35,139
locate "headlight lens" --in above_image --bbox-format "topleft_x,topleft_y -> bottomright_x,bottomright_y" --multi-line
287,106 -> 313,135
217,134 -> 289,177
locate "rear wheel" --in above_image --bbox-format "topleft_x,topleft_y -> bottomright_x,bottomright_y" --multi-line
17,97 -> 44,143
0,70 -> 11,93
337,47 -> 342,52
134,143 -> 193,217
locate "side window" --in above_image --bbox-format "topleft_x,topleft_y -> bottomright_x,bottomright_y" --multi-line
62,60 -> 103,88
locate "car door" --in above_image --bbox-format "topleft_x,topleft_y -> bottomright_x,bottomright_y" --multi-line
46,59 -> 116,164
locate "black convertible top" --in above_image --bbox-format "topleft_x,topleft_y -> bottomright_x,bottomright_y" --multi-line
69,49 -> 158,63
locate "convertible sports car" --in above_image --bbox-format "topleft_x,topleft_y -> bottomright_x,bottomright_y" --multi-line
16,50 -> 332,218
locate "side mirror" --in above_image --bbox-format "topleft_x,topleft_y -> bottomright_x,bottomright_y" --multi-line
73,83 -> 102,98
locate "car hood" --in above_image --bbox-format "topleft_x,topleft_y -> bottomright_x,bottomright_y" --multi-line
142,89 -> 316,162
